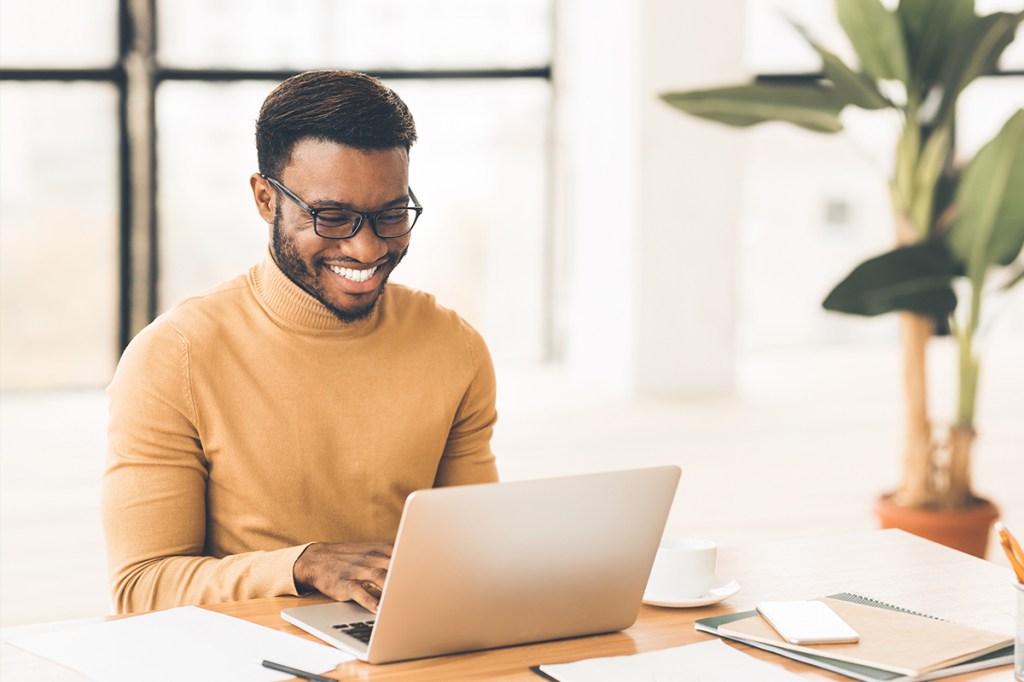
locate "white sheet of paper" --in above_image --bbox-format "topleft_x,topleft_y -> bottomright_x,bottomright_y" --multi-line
538,639 -> 804,682
7,606 -> 353,682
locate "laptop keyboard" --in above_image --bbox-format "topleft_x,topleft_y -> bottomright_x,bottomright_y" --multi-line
332,620 -> 376,644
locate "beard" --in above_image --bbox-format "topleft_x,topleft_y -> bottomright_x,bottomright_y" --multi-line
271,204 -> 407,323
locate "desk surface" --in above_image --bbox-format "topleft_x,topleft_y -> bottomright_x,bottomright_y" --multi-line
3,529 -> 1016,681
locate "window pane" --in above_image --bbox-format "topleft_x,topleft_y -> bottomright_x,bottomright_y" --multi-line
0,83 -> 119,389
0,0 -> 117,68
390,79 -> 551,362
958,77 -> 1024,159
746,0 -> 1023,73
736,85 -> 1024,352
156,81 -> 271,312
738,112 -> 900,351
156,78 -> 550,362
156,0 -> 551,71
978,0 -> 1024,70
745,0 -> 851,74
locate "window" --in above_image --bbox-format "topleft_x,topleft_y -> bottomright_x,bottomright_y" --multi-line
0,1 -> 554,390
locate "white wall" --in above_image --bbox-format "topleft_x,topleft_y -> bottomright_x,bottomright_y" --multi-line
554,0 -> 747,397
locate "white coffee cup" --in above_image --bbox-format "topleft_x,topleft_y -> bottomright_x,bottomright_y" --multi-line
645,537 -> 717,599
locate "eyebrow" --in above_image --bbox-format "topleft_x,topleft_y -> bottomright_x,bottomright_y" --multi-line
309,193 -> 410,211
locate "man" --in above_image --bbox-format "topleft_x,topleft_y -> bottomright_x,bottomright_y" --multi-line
101,71 -> 499,615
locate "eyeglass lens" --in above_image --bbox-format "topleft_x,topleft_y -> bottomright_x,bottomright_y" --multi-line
316,208 -> 418,238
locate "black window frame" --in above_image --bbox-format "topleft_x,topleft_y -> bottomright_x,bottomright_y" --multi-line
0,0 -> 553,354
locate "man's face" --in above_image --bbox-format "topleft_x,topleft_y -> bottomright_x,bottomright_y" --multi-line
254,139 -> 412,322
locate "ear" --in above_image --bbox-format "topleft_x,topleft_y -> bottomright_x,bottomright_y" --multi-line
250,173 -> 275,224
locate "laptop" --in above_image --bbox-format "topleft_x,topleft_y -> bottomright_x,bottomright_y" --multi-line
280,465 -> 681,664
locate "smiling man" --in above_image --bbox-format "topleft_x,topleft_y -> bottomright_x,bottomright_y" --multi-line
102,71 -> 499,614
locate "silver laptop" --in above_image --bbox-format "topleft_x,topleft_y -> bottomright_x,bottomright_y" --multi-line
280,465 -> 680,664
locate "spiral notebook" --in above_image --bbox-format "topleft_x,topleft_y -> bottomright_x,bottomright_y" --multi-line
694,593 -> 1014,682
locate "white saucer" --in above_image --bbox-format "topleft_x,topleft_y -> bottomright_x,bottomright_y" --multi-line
642,575 -> 741,608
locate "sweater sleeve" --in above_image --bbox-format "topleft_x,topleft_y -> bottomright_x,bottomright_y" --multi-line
101,320 -> 309,614
433,322 -> 500,487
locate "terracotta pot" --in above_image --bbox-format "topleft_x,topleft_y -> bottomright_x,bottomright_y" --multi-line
873,495 -> 1000,558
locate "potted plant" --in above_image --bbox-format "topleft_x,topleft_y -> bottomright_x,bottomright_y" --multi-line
660,0 -> 1023,557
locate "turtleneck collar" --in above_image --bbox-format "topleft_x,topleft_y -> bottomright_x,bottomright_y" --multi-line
249,251 -> 383,334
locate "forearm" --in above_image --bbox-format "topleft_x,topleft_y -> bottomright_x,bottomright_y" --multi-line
109,544 -> 310,613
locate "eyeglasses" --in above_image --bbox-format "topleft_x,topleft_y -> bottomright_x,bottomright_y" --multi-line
261,174 -> 423,239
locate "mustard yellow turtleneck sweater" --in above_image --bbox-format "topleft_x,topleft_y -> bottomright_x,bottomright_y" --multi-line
102,254 -> 499,613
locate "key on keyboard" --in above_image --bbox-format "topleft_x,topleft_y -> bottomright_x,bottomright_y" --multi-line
332,620 -> 376,644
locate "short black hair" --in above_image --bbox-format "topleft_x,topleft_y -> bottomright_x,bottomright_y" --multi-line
255,70 -> 417,179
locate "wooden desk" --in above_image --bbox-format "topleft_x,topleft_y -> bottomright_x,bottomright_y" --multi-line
3,529 -> 1016,680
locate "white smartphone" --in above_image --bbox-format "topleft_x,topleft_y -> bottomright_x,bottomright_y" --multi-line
756,600 -> 860,645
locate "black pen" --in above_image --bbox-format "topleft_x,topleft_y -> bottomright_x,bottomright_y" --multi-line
261,658 -> 338,682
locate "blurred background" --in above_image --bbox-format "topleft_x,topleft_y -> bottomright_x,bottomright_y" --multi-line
1,0 -> 1022,628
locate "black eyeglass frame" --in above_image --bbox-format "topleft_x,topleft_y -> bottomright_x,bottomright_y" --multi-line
261,174 -> 423,240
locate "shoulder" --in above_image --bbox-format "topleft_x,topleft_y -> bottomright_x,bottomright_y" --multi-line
162,272 -> 252,330
384,283 -> 484,338
384,284 -> 491,364
129,272 -> 254,350
115,272 -> 252,370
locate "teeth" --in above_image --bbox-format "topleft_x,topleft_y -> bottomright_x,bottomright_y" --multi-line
328,264 -> 378,283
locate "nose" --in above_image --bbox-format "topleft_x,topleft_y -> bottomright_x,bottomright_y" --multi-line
336,222 -> 388,263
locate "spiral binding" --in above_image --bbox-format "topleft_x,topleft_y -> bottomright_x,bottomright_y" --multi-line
827,592 -> 942,621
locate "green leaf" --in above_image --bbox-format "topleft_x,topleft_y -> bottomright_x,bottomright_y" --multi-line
836,0 -> 909,83
892,122 -> 921,226
947,110 -> 1024,276
822,241 -> 961,317
790,22 -> 891,110
910,126 -> 952,235
896,0 -> 975,99
932,167 -> 960,232
660,83 -> 844,133
936,11 -> 1024,125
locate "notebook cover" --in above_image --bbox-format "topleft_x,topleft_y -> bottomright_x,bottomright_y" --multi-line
695,593 -> 1014,682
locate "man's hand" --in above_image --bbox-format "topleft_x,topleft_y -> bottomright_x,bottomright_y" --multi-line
293,542 -> 393,613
